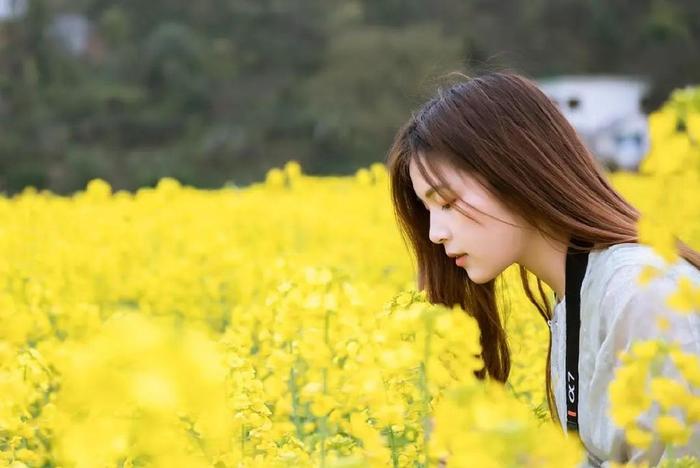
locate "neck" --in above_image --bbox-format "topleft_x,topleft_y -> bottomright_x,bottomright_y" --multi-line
517,231 -> 569,301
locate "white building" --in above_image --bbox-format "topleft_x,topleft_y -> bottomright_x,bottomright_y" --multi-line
0,0 -> 28,21
537,75 -> 651,171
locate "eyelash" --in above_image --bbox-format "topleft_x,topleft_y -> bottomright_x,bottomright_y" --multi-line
422,200 -> 454,211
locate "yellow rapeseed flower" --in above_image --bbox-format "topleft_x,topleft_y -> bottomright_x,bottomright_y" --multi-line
637,214 -> 679,264
655,415 -> 692,445
665,276 -> 700,314
2,88 -> 700,466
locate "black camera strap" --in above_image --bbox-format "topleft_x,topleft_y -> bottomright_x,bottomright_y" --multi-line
565,238 -> 594,435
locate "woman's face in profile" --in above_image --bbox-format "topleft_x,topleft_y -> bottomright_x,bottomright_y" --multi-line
408,155 -> 530,283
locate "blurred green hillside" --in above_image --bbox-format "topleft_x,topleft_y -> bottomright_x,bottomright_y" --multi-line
1,0 -> 699,194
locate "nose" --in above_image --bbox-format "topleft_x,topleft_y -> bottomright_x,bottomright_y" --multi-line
428,214 -> 449,245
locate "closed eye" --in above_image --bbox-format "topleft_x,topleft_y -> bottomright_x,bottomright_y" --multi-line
419,197 -> 455,212
441,201 -> 454,211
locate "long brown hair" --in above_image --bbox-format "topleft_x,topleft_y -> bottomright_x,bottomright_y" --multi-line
385,70 -> 700,422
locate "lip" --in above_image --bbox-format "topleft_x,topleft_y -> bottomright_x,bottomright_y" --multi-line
446,252 -> 467,258
455,254 -> 468,267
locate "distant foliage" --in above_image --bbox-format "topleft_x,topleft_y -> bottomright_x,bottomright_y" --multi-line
2,0 -> 700,194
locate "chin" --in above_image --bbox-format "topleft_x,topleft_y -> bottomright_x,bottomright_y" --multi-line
465,269 -> 486,284
464,266 -> 498,285
468,277 -> 490,285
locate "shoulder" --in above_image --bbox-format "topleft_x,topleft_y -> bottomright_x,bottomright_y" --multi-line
587,242 -> 699,304
588,243 -> 700,346
590,242 -> 667,277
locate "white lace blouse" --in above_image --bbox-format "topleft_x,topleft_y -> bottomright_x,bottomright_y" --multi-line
549,242 -> 700,467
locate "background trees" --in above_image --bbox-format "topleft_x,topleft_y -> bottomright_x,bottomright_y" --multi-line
1,0 -> 698,194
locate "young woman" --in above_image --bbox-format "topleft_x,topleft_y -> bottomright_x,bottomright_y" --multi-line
385,71 -> 700,466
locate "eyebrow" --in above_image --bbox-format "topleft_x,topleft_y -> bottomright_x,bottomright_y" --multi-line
424,185 -> 451,200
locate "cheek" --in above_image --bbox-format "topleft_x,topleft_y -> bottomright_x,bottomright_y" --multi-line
494,223 -> 526,247
469,220 -> 523,263
451,205 -> 524,252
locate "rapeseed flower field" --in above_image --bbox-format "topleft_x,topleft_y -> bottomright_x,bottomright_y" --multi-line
1,88 -> 699,467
